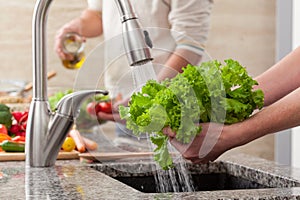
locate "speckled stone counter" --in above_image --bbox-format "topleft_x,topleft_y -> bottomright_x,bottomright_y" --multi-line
0,154 -> 300,199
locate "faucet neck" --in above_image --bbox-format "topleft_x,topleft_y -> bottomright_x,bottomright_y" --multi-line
115,0 -> 137,22
114,0 -> 153,66
32,0 -> 54,100
29,0 -> 112,168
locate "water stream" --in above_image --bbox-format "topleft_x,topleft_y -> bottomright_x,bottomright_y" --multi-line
130,62 -> 158,90
154,157 -> 195,193
130,63 -> 195,193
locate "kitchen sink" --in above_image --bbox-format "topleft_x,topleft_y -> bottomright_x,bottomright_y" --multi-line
91,160 -> 300,193
112,172 -> 267,193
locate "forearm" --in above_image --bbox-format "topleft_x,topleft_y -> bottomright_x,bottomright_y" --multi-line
230,86 -> 300,148
255,46 -> 300,106
231,46 -> 300,148
62,9 -> 103,38
157,49 -> 202,81
157,0 -> 212,81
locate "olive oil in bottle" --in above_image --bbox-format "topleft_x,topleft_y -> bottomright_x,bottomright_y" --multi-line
61,32 -> 85,69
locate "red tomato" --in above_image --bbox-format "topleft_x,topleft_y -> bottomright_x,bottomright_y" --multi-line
0,124 -> 8,135
98,101 -> 112,114
86,101 -> 112,115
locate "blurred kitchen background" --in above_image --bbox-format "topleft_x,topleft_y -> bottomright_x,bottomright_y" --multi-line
1,0 -> 299,167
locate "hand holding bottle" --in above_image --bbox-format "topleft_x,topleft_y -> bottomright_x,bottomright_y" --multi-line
60,32 -> 86,69
55,22 -> 86,70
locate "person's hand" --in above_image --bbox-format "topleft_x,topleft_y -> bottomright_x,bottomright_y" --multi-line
96,109 -> 123,123
54,21 -> 85,61
96,98 -> 129,124
163,123 -> 239,164
55,25 -> 74,61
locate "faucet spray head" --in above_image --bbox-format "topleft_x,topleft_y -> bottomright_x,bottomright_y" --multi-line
115,0 -> 153,66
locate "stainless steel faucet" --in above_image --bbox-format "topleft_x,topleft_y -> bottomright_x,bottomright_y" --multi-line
25,0 -> 108,167
115,0 -> 153,66
27,0 -> 153,167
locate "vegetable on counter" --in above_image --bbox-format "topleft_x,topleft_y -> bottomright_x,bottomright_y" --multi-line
0,104 -> 29,152
97,101 -> 113,114
0,124 -> 8,135
9,111 -> 28,137
0,140 -> 25,152
119,59 -> 265,170
11,135 -> 25,142
82,136 -> 98,151
0,133 -> 12,143
0,134 -> 26,152
49,89 -> 74,111
61,137 -> 76,152
63,128 -> 98,152
68,128 -> 86,153
86,101 -> 112,116
0,104 -> 12,129
0,100 -> 99,153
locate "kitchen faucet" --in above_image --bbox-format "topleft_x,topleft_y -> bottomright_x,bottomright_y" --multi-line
27,0 -> 153,167
115,0 -> 153,66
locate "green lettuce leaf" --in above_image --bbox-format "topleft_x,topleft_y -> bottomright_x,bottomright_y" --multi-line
119,59 -> 264,170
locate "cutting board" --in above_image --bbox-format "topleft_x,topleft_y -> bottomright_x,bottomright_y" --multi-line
0,151 -> 79,161
79,152 -> 154,161
79,152 -> 179,161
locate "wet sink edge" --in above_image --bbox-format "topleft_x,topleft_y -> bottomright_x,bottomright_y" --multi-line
89,153 -> 300,199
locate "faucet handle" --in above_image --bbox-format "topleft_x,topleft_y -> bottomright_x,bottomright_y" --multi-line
56,90 -> 109,118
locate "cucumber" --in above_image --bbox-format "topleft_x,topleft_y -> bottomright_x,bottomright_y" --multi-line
0,140 -> 25,152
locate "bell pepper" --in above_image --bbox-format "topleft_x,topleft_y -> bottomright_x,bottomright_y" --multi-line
0,133 -> 12,143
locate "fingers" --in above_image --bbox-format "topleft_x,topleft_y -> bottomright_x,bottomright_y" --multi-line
162,126 -> 213,164
168,137 -> 203,163
168,137 -> 188,154
97,111 -> 115,121
54,27 -> 76,60
96,100 -> 128,124
188,157 -> 215,164
162,127 -> 196,160
97,111 -> 126,124
54,28 -> 67,60
162,127 -> 176,138
112,99 -> 129,111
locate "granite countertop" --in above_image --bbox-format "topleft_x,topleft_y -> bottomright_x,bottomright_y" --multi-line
0,154 -> 300,200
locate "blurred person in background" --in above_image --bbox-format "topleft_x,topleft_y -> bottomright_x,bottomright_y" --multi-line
55,0 -> 213,151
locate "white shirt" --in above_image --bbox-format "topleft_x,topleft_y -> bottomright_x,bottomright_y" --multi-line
87,0 -> 213,98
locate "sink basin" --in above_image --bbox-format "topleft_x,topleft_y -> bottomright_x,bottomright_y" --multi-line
113,172 -> 267,193
91,160 -> 300,193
